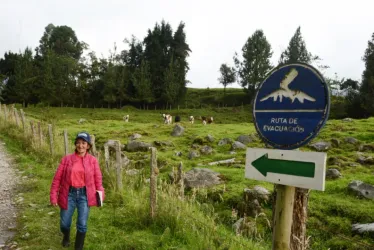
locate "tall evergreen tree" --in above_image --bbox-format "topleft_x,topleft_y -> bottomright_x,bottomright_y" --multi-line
163,58 -> 179,104
171,22 -> 191,100
360,33 -> 374,116
279,26 -> 316,64
14,47 -> 38,107
234,30 -> 273,99
132,61 -> 154,104
37,24 -> 86,60
218,63 -> 236,95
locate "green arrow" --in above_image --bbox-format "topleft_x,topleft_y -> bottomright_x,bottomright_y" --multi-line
251,154 -> 315,178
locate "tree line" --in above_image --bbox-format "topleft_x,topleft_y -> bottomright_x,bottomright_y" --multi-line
0,21 -> 190,108
1,22 -> 374,118
219,27 -> 374,118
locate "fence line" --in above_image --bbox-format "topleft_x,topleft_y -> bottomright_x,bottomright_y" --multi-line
0,104 -> 372,249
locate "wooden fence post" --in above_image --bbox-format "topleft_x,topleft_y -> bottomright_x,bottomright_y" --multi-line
14,108 -> 20,127
4,104 -> 7,123
9,104 -> 14,123
177,162 -> 184,200
115,140 -> 123,191
63,129 -> 69,156
104,145 -> 110,173
91,135 -> 97,157
30,121 -> 36,141
150,147 -> 158,218
48,124 -> 54,155
38,122 -> 43,146
20,109 -> 26,132
272,185 -> 295,250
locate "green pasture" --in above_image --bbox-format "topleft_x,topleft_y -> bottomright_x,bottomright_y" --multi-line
1,105 -> 374,249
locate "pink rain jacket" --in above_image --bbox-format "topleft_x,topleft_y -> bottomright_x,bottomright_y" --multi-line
50,153 -> 105,210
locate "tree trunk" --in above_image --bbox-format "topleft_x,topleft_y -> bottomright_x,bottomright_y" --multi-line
290,188 -> 309,250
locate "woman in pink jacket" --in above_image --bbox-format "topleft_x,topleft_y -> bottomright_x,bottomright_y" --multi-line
50,132 -> 105,250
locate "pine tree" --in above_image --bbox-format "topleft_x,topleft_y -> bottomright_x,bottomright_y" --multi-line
279,26 -> 316,64
360,33 -> 374,117
234,30 -> 273,99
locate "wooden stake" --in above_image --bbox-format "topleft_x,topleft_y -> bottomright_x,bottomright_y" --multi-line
272,185 -> 295,250
30,121 -> 36,140
91,134 -> 97,157
38,122 -> 43,146
20,109 -> 26,132
104,145 -> 110,173
115,140 -> 122,191
63,129 -> 69,156
177,162 -> 184,200
48,124 -> 54,155
150,147 -> 158,218
14,108 -> 20,127
3,104 -> 7,123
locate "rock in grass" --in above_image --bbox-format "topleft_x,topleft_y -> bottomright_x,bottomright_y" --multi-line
348,180 -> 374,200
184,168 -> 223,188
188,150 -> 200,159
352,223 -> 374,236
129,133 -> 142,140
218,138 -> 233,146
153,141 -> 174,147
237,135 -> 254,145
200,145 -> 213,155
244,186 -> 270,203
205,134 -> 215,142
231,141 -> 246,150
342,118 -> 353,122
126,141 -> 152,152
309,141 -> 331,151
326,169 -> 342,180
330,138 -> 340,147
345,137 -> 359,144
359,144 -> 374,152
171,124 -> 184,137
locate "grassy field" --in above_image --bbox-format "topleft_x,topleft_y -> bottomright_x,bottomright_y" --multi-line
1,105 -> 374,249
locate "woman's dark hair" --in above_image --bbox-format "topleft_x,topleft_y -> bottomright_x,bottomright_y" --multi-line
74,139 -> 92,154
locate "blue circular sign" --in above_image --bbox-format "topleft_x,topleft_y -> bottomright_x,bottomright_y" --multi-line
253,63 -> 330,150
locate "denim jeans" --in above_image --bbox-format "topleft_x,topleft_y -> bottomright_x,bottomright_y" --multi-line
60,187 -> 90,233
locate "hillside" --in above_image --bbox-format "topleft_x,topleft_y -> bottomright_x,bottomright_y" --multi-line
0,105 -> 373,249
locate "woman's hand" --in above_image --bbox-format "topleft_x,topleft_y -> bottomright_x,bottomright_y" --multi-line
51,203 -> 58,207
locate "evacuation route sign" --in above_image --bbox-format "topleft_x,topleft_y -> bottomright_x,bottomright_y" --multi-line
253,62 -> 330,150
245,148 -> 327,190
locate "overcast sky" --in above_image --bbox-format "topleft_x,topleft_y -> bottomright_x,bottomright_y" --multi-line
1,0 -> 373,88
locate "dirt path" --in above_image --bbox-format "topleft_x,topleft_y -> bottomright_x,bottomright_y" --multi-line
0,140 -> 18,248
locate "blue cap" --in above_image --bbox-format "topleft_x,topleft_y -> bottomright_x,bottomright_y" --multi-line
75,132 -> 92,145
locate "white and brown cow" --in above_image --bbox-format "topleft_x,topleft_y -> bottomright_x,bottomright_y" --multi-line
189,116 -> 194,124
201,116 -> 213,125
162,113 -> 172,124
123,114 -> 129,122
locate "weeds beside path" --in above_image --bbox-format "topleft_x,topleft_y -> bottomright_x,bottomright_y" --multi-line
0,140 -> 19,249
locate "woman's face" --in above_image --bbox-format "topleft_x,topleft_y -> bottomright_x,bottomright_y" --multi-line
75,139 -> 90,154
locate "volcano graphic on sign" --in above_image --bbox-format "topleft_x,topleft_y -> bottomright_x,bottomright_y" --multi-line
260,68 -> 316,104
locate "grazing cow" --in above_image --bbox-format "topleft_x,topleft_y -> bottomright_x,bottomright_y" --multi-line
162,113 -> 172,124
123,114 -> 129,122
202,116 -> 213,125
189,116 -> 194,124
175,115 -> 181,123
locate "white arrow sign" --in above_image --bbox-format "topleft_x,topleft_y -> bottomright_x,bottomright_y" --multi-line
245,148 -> 327,191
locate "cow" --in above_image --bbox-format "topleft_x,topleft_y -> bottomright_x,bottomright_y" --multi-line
123,114 -> 129,122
189,116 -> 194,124
175,115 -> 181,123
162,113 -> 172,124
201,116 -> 213,125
